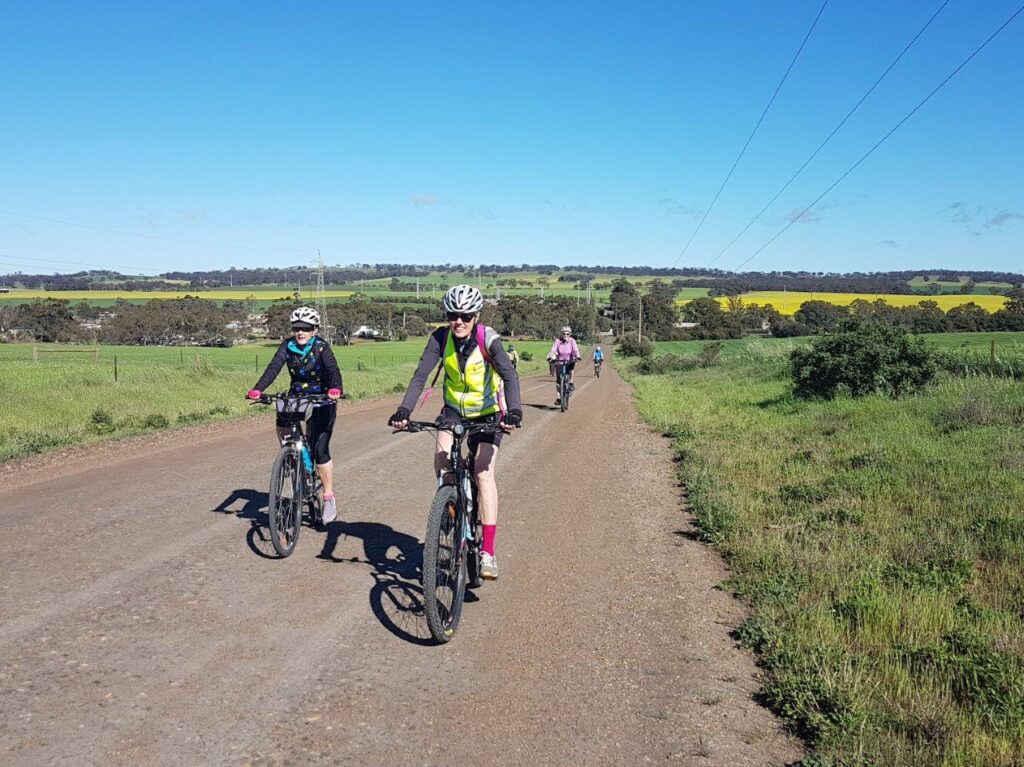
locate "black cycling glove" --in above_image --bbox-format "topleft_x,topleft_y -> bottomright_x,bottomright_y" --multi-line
388,406 -> 411,426
501,408 -> 523,428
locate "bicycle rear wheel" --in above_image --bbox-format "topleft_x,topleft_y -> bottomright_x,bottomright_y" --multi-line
268,448 -> 302,557
422,486 -> 467,643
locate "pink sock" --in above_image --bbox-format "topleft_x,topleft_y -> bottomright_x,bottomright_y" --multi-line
482,525 -> 497,556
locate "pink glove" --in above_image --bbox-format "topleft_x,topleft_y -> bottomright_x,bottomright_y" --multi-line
247,389 -> 262,400
327,388 -> 342,400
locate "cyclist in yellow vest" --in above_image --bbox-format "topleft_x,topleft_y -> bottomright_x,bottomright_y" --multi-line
389,285 -> 523,580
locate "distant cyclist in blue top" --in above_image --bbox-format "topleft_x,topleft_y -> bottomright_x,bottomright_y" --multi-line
593,344 -> 604,375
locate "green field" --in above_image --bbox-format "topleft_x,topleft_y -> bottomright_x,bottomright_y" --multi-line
907,276 -> 1012,295
623,332 -> 1024,766
0,337 -> 554,463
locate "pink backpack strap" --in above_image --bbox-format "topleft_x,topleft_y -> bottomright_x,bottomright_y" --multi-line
476,323 -> 493,364
477,324 -> 507,416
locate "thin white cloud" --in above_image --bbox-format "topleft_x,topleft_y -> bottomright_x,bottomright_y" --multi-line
657,198 -> 702,219
986,209 -> 1024,229
288,219 -> 323,229
409,194 -> 441,208
466,205 -> 499,221
939,202 -> 1021,235
878,239 -> 900,249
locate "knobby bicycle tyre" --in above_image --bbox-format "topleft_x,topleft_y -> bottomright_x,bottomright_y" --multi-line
466,515 -> 483,590
560,372 -> 568,412
268,447 -> 302,557
423,486 -> 467,643
306,471 -> 324,528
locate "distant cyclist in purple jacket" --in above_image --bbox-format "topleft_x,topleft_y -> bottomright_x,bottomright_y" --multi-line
547,326 -> 581,406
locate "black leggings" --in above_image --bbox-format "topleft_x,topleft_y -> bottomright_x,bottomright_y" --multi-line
277,402 -> 336,464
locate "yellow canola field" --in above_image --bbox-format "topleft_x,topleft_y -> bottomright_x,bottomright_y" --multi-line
678,291 -> 1008,317
0,288 -> 356,301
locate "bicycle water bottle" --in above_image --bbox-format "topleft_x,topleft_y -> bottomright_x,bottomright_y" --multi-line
301,444 -> 314,473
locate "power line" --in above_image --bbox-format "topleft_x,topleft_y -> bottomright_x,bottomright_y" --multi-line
0,252 -> 165,274
707,0 -> 951,269
734,1 -> 1024,271
0,209 -> 303,254
670,0 -> 830,269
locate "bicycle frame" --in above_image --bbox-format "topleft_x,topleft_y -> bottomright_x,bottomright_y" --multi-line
271,395 -> 327,493
252,393 -> 332,531
552,359 -> 575,411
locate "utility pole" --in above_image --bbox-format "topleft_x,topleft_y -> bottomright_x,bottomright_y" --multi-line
315,250 -> 331,344
638,295 -> 643,342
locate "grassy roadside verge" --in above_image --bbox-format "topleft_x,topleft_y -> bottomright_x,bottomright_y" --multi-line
0,339 -> 553,463
621,340 -> 1024,766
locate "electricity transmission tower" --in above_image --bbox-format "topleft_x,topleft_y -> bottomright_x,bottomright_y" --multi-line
314,251 -> 332,344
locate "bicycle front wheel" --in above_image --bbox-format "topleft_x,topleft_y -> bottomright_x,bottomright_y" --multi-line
422,486 -> 467,643
560,373 -> 568,412
268,448 -> 302,557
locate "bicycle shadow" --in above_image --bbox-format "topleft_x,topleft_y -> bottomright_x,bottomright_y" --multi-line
318,521 -> 435,645
212,488 -> 278,559
525,403 -> 560,412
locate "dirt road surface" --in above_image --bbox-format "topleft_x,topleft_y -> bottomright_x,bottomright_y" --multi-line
1,363 -> 801,766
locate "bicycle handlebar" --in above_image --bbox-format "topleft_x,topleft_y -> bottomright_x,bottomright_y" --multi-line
396,419 -> 505,437
248,392 -> 342,405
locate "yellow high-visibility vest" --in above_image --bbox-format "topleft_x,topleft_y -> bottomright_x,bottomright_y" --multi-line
442,326 -> 501,418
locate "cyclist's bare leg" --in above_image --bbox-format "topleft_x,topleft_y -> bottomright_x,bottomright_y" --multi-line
315,460 -> 333,494
434,429 -> 454,474
472,442 -> 499,526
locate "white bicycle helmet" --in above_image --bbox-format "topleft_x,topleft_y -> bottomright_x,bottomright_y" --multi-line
290,306 -> 320,327
443,284 -> 484,314
560,325 -> 572,335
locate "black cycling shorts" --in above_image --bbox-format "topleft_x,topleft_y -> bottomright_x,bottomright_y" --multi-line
277,401 -> 336,464
439,405 -> 503,450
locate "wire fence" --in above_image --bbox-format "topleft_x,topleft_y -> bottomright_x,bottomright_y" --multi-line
4,346 -> 423,382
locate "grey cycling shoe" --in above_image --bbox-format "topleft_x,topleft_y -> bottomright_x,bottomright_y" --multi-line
480,552 -> 499,580
323,495 -> 337,524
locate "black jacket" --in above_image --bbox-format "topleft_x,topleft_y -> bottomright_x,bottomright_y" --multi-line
254,336 -> 343,395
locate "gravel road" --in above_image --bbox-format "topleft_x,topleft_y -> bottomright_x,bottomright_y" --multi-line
1,361 -> 801,766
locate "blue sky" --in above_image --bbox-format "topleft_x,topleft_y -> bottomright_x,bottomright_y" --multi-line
1,0 -> 1021,275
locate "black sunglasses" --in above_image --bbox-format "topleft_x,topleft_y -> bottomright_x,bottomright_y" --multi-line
446,312 -> 476,322
291,324 -> 315,331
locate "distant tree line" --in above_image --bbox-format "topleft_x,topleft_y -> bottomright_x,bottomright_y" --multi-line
1,297 -> 248,345
5,265 -> 1023,296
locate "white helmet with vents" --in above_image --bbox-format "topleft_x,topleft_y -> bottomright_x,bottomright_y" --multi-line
290,306 -> 320,327
442,284 -> 484,314
560,325 -> 572,335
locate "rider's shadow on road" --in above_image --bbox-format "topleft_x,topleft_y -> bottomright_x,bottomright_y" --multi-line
212,488 -> 276,559
319,521 -> 434,645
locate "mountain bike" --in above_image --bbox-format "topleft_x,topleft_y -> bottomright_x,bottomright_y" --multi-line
251,393 -> 331,557
553,359 -> 576,412
594,358 -> 603,378
395,418 -> 505,643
